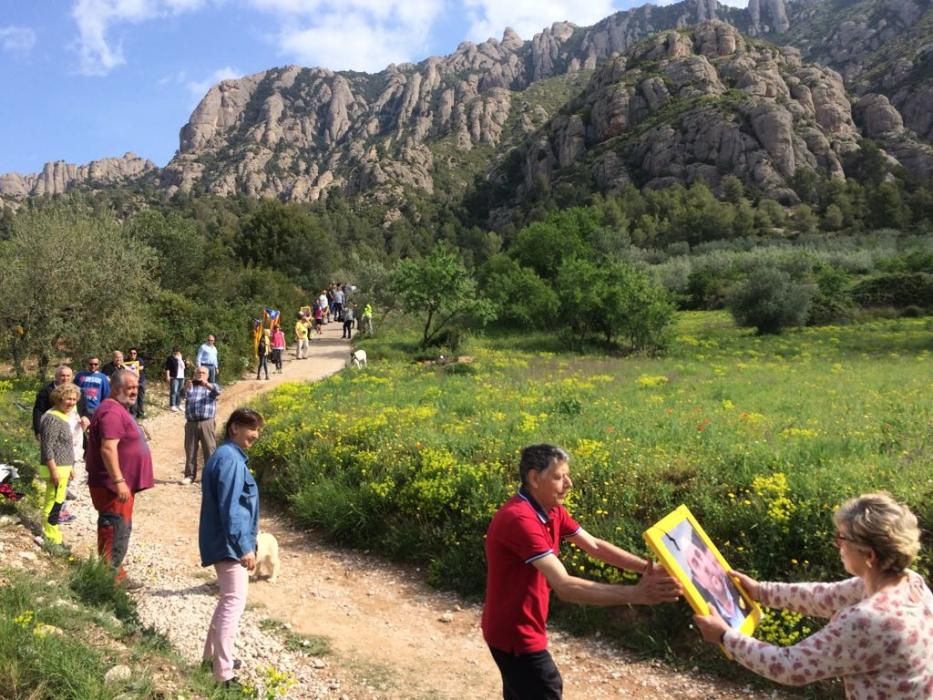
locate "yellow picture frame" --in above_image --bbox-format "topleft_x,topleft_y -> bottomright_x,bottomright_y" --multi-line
643,505 -> 761,642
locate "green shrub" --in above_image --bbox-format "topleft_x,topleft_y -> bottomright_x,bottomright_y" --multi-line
851,271 -> 933,309
480,255 -> 559,329
728,268 -> 814,334
69,558 -> 139,625
807,265 -> 856,326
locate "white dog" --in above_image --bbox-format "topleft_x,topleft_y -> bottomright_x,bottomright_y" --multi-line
254,532 -> 280,583
349,349 -> 368,368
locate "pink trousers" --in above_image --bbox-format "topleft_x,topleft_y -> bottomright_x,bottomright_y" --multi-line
203,560 -> 249,682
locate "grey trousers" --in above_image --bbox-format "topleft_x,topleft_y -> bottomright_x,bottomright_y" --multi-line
184,418 -> 216,480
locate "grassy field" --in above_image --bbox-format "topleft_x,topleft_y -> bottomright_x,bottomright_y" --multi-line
250,311 -> 932,662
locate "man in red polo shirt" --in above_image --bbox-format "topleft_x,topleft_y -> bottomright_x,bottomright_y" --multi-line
482,444 -> 682,699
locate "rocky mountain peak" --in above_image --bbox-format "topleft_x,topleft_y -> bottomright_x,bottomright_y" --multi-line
2,0 -> 931,207
0,152 -> 157,199
501,27 -> 524,50
516,19 -> 932,209
748,0 -> 790,35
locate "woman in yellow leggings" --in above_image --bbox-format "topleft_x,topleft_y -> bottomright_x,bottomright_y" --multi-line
38,383 -> 79,544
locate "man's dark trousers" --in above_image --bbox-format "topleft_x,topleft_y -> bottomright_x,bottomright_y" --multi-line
489,647 -> 563,700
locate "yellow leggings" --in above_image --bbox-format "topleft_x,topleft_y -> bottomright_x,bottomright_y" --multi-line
41,467 -> 71,545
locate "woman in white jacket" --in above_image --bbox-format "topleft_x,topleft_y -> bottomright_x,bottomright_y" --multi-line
695,492 -> 932,698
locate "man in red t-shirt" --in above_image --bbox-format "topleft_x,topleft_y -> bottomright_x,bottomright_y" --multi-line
482,444 -> 682,699
86,369 -> 154,588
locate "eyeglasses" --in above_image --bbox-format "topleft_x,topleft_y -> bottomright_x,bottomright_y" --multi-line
834,532 -> 863,547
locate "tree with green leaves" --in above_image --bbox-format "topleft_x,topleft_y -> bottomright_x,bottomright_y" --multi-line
390,245 -> 496,349
0,207 -> 158,378
555,258 -> 674,350
235,200 -> 336,290
480,255 -> 558,329
728,268 -> 814,335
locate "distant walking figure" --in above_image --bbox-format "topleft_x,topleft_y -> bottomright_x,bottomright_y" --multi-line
256,330 -> 270,380
196,335 -> 219,384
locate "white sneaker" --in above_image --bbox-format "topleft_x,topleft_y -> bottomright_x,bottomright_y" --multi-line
179,477 -> 192,486
170,406 -> 180,412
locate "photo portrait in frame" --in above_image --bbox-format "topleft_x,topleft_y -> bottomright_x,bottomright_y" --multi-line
644,505 -> 761,640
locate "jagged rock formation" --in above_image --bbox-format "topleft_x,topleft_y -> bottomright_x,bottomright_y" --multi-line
514,21 -> 933,206
157,0 -> 781,202
0,153 -> 157,199
1,0 -> 931,206
148,0 -> 933,201
781,0 -> 933,141
747,0 -> 790,35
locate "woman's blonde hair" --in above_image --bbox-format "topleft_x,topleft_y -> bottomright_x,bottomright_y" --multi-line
833,492 -> 921,575
50,382 -> 80,405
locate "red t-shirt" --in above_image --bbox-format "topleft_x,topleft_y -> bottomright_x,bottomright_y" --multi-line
482,492 -> 581,654
86,399 -> 154,494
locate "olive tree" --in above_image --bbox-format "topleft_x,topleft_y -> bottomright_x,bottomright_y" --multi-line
390,245 -> 495,349
0,207 -> 158,377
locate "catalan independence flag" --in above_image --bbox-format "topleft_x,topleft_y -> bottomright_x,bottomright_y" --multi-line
264,307 -> 281,328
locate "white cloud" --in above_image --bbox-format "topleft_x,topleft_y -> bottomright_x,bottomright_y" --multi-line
186,66 -> 241,101
0,26 -> 38,54
70,0 -> 209,75
255,0 -> 444,72
464,0 -> 615,43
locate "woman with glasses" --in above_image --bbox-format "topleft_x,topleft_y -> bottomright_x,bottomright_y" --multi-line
694,492 -> 932,698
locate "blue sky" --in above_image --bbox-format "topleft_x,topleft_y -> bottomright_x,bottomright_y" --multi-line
0,0 -> 745,175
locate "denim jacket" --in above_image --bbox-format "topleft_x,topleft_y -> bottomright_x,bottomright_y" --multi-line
198,441 -> 258,566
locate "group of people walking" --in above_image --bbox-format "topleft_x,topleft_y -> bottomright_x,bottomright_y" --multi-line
293,290 -> 373,361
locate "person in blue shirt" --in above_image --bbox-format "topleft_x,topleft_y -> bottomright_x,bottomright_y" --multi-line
199,407 -> 264,688
74,356 -> 110,417
196,335 -> 219,383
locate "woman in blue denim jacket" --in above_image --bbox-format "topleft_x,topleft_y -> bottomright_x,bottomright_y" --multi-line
199,407 -> 264,688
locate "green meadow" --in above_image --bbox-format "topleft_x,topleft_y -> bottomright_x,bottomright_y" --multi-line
253,312 -> 932,658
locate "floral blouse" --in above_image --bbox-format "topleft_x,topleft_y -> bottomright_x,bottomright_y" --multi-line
724,570 -> 933,698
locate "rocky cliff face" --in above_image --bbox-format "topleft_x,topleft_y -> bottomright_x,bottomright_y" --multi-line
747,0 -> 790,34
515,21 -> 932,205
0,153 -> 157,199
153,0 -> 933,202
2,0 -> 930,205
781,0 -> 933,141
158,0 -> 803,202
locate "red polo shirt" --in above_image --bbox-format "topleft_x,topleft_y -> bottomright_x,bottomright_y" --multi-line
482,490 -> 581,654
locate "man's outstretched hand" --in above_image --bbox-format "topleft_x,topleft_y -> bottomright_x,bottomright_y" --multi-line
632,561 -> 682,604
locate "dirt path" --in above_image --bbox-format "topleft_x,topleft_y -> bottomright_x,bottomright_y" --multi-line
68,324 -> 781,699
